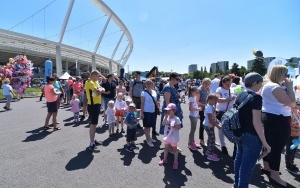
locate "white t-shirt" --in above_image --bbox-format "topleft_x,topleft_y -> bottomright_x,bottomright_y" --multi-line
189,97 -> 199,117
105,107 -> 116,124
114,99 -> 126,110
2,84 -> 12,96
163,116 -> 181,143
210,78 -> 220,94
203,104 -> 216,127
262,82 -> 291,116
216,87 -> 235,112
141,90 -> 157,113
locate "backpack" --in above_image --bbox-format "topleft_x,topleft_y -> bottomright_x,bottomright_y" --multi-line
221,93 -> 253,143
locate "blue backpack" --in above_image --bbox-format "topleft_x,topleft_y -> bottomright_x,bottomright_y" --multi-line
221,93 -> 253,143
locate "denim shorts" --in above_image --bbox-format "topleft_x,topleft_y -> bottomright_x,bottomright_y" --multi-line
4,95 -> 12,102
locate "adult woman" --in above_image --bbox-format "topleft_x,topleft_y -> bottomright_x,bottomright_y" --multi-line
141,79 -> 160,147
159,72 -> 183,134
215,76 -> 236,154
43,77 -> 61,131
234,72 -> 271,187
261,65 -> 295,187
198,78 -> 211,146
116,80 -> 126,97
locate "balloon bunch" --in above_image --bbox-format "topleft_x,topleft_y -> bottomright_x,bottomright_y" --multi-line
0,54 -> 33,94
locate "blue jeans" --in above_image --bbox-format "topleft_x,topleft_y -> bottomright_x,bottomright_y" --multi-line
103,98 -> 115,111
234,133 -> 262,188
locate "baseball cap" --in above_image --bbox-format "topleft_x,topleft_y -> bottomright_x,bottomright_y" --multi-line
244,72 -> 263,85
129,103 -> 136,108
164,103 -> 176,111
126,98 -> 132,102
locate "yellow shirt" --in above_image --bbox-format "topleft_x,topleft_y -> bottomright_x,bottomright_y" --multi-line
85,79 -> 101,105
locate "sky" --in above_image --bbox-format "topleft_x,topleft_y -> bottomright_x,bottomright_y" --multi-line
0,0 -> 300,74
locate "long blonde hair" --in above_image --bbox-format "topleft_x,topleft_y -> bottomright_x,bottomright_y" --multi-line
268,65 -> 287,84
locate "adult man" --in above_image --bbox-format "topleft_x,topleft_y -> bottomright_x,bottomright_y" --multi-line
80,72 -> 91,121
85,70 -> 104,151
129,71 -> 144,109
210,74 -> 221,94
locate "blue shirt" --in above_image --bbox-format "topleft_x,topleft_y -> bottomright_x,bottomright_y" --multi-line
53,81 -> 61,92
125,112 -> 138,129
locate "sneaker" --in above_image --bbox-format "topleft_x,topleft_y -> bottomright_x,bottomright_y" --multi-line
151,138 -> 157,143
221,146 -> 228,155
205,150 -> 211,156
159,159 -> 168,166
207,154 -> 220,161
147,140 -> 154,147
193,141 -> 202,149
173,162 -> 179,170
94,140 -> 102,146
116,129 -> 119,134
88,144 -> 95,151
188,143 -> 197,151
126,146 -> 133,152
215,142 -> 221,146
80,115 -> 85,121
121,128 -> 125,133
286,165 -> 300,175
200,140 -> 207,147
3,106 -> 7,110
131,143 -> 137,149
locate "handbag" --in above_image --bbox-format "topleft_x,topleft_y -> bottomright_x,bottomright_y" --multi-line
216,90 -> 231,121
144,90 -> 160,115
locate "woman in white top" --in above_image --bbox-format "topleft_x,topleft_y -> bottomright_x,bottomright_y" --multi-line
261,65 -> 296,187
215,76 -> 236,155
141,79 -> 160,147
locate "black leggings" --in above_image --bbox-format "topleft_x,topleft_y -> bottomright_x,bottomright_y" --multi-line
262,112 -> 291,171
199,110 -> 205,140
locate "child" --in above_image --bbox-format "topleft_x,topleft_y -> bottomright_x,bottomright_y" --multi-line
159,103 -> 182,170
124,98 -> 132,116
188,86 -> 202,150
115,93 -> 126,133
203,94 -> 222,161
105,100 -> 116,138
70,94 -> 80,123
2,79 -> 15,110
124,103 -> 139,152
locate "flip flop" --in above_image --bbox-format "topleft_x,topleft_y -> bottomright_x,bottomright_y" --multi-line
53,127 -> 61,131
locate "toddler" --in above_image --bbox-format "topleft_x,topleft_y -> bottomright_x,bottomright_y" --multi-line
70,94 -> 80,123
124,103 -> 139,152
105,100 -> 116,137
115,93 -> 126,133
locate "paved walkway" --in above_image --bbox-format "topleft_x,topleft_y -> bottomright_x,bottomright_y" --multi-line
0,98 -> 299,188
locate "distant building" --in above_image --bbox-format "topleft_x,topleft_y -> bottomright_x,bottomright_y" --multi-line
188,64 -> 198,73
247,57 -> 275,70
210,61 -> 229,73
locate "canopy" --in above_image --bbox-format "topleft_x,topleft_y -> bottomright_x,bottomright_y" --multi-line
59,72 -> 74,80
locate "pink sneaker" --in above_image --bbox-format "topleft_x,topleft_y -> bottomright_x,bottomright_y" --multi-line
159,159 -> 168,166
188,143 -> 197,151
193,141 -> 202,149
207,154 -> 220,161
173,162 -> 179,169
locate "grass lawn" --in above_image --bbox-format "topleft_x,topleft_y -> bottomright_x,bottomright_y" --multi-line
0,87 -> 41,99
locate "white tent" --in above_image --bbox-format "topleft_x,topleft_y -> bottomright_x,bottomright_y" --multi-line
59,72 -> 74,80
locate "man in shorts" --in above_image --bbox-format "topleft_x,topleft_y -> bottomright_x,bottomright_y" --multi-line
85,70 -> 104,151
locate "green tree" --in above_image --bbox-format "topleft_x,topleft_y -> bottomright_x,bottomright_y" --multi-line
231,63 -> 240,76
239,66 -> 248,76
200,66 -> 203,72
251,58 -> 267,76
193,70 -> 201,79
204,66 -> 207,73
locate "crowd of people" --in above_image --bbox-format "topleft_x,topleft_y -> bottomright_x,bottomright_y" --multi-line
3,66 -> 300,187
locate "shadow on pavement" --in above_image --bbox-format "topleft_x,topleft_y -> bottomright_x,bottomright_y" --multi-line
138,139 -> 162,164
191,149 -> 209,169
102,133 -> 124,146
65,150 -> 94,171
160,152 -> 191,188
117,146 -> 136,166
23,127 -> 52,142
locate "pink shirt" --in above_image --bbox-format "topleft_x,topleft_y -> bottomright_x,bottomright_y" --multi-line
70,99 -> 80,113
44,85 -> 57,102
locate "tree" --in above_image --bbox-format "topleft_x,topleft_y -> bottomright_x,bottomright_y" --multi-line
200,66 -> 203,72
231,63 -> 240,76
204,66 -> 207,73
209,67 -> 212,74
251,58 -> 267,76
193,70 -> 201,79
239,66 -> 248,76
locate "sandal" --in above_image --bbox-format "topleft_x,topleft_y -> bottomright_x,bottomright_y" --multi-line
53,127 -> 61,131
43,126 -> 50,130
